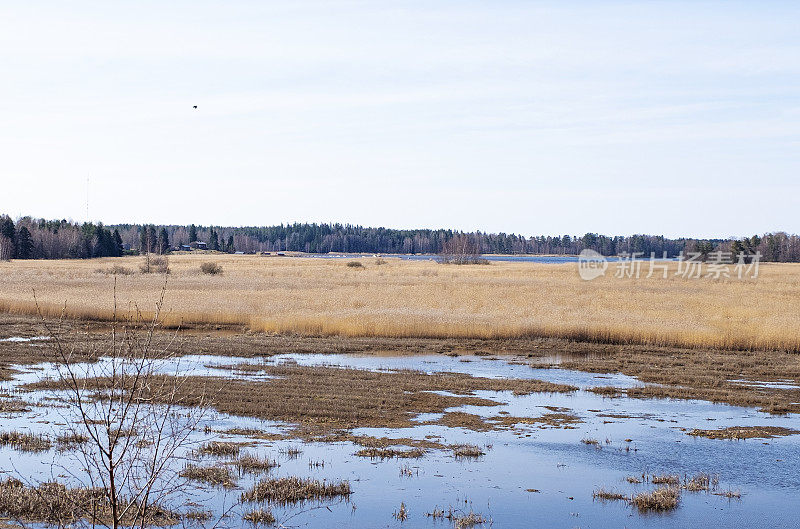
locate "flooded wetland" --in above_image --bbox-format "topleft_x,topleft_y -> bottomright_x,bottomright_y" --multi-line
1,321 -> 799,528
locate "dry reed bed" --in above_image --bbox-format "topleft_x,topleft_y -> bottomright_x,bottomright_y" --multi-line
2,255 -> 800,351
26,364 -> 575,434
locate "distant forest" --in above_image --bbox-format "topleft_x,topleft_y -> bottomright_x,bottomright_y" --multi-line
1,215 -> 799,262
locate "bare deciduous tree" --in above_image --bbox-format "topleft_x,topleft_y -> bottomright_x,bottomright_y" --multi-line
32,279 -> 210,529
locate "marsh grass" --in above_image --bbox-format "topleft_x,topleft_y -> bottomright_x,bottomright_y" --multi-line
684,473 -> 718,492
235,454 -> 279,475
592,488 -> 626,501
55,432 -> 89,451
184,509 -> 211,522
0,478 -> 179,526
243,508 -> 276,525
581,438 -> 600,448
241,477 -> 351,505
355,447 -> 425,459
630,487 -> 680,512
393,502 -> 408,521
450,444 -> 484,458
0,397 -> 30,413
688,426 -> 798,440
195,441 -> 244,458
0,430 -> 51,452
4,256 -> 800,352
651,474 -> 680,485
179,464 -> 238,488
452,510 -> 488,528
95,265 -> 134,276
29,365 -> 575,436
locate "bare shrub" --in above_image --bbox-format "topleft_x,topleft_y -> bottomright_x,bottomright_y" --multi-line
139,255 -> 170,274
439,235 -> 488,265
29,281 -> 212,529
346,261 -> 364,269
200,262 -> 223,275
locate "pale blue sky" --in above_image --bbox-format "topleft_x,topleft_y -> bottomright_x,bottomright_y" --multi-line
1,1 -> 798,237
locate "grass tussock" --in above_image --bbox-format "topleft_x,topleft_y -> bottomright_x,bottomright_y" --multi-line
3,256 -> 800,353
630,487 -> 680,512
243,508 -> 276,525
453,510 -> 488,529
450,444 -> 484,458
0,431 -> 51,452
195,441 -> 244,458
346,261 -> 364,269
651,474 -> 680,485
236,454 -> 279,475
241,477 -> 351,505
592,488 -> 626,501
180,464 -> 237,488
393,502 -> 408,521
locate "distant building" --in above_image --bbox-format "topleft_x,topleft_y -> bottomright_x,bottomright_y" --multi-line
180,244 -> 192,251
189,241 -> 208,250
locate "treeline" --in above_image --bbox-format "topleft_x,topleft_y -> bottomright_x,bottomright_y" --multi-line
2,215 -> 800,262
0,216 -> 123,260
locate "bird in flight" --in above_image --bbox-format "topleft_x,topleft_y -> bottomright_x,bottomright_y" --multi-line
193,105 -> 198,109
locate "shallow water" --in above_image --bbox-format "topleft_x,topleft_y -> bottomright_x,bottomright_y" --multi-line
1,353 -> 799,528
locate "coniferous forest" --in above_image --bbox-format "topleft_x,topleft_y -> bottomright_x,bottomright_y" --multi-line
1,214 -> 799,262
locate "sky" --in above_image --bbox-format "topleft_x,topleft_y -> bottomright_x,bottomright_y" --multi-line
1,1 -> 799,238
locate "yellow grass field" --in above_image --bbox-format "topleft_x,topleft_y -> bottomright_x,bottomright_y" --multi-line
1,254 -> 799,351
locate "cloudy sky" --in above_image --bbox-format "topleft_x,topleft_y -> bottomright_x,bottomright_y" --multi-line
2,1 -> 798,237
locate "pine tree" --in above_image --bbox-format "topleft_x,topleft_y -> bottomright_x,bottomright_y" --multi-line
209,228 -> 220,251
113,229 -> 124,256
188,224 -> 198,243
147,226 -> 158,253
157,227 -> 170,254
0,215 -> 16,260
15,226 -> 33,259
226,234 -> 235,253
